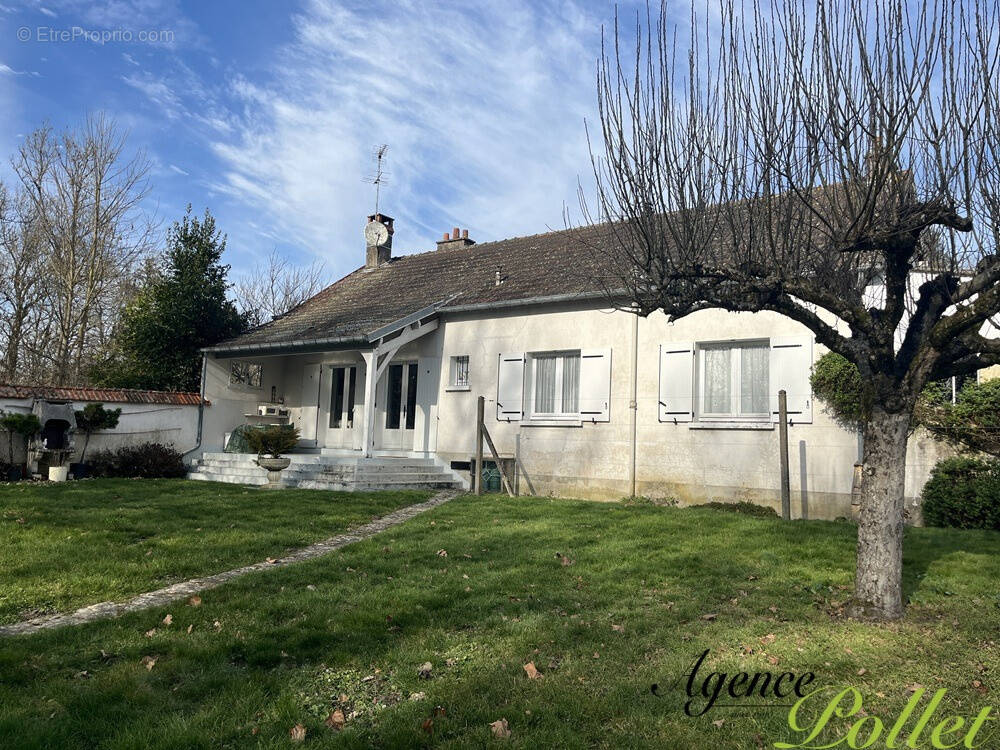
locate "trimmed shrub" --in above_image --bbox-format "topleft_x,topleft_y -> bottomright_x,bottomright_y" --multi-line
921,456 -> 1000,530
89,443 -> 187,479
810,352 -> 869,429
246,425 -> 300,457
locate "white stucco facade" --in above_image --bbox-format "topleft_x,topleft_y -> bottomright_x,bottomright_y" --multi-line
201,299 -> 951,520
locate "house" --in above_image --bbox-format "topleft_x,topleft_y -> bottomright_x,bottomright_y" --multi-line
192,213 -> 949,517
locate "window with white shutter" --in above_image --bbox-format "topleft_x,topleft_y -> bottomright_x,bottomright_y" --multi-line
496,353 -> 524,421
658,343 -> 694,422
769,336 -> 813,423
579,349 -> 611,422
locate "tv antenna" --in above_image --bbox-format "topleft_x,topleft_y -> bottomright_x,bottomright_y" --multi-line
364,144 -> 390,214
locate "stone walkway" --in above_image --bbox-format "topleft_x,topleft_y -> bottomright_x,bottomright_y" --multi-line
0,489 -> 461,638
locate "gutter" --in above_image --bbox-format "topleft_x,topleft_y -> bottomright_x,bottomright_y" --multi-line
201,334 -> 370,356
182,356 -> 209,463
441,290 -> 619,314
629,305 -> 639,497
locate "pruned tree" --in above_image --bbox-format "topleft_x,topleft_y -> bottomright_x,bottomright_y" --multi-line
587,0 -> 1000,619
233,248 -> 327,329
12,115 -> 155,384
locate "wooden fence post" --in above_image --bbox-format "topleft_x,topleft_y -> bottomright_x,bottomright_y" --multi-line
475,395 -> 484,496
778,389 -> 791,520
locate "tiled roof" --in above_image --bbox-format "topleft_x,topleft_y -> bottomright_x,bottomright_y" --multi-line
0,384 -> 206,406
215,223 -> 618,351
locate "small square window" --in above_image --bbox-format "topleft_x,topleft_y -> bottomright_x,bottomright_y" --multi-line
230,360 -> 262,389
450,355 -> 470,388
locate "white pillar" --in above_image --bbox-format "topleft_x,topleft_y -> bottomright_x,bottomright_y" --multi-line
361,350 -> 379,457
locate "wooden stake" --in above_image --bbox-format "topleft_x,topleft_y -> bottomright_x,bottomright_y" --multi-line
481,423 -> 515,497
474,395 -> 484,496
778,389 -> 791,520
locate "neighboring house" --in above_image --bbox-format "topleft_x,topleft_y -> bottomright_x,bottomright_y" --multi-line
0,385 -> 206,466
196,213 -> 950,518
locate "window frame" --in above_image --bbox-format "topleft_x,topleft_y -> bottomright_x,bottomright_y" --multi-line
229,360 -> 263,390
696,339 -> 770,421
447,355 -> 471,391
526,350 -> 582,421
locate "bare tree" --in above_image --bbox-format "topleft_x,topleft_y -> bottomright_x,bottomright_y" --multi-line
0,183 -> 49,381
588,0 -> 1000,619
233,248 -> 327,328
13,115 -> 155,384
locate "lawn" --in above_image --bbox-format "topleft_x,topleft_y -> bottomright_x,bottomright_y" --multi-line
0,479 -> 429,625
0,493 -> 997,748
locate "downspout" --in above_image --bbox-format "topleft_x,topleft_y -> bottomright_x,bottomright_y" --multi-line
182,355 -> 209,463
629,305 -> 639,498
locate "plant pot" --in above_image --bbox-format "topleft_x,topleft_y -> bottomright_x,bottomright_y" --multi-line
6,466 -> 22,482
69,462 -> 90,480
255,456 -> 291,488
48,466 -> 70,482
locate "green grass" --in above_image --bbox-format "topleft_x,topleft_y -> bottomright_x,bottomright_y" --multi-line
0,493 -> 997,748
0,479 -> 429,624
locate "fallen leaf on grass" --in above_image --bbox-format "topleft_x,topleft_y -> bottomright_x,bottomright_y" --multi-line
418,662 -> 433,679
701,613 -> 718,621
760,633 -> 776,644
289,723 -> 306,742
433,706 -> 446,717
713,719 -> 726,728
213,620 -> 222,631
144,628 -> 156,638
421,718 -> 434,734
325,709 -> 345,730
611,623 -> 625,633
972,680 -> 988,694
188,596 -> 201,607
266,557 -> 278,564
523,662 -> 541,680
908,683 -> 924,693
186,624 -> 193,634
409,692 -> 426,701
490,718 -> 511,739
162,614 -> 173,626
140,655 -> 156,671
857,668 -> 867,676
437,549 -> 448,557
767,655 -> 780,666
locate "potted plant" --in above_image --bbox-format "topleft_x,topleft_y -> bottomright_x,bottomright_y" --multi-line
246,425 -> 300,488
0,412 -> 41,482
71,403 -> 121,479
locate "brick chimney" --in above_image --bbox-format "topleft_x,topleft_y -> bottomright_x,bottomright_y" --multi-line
365,213 -> 394,268
436,226 -> 475,251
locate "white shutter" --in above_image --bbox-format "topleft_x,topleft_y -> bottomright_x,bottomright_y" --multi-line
770,336 -> 813,423
579,349 -> 611,422
658,343 -> 694,422
496,353 -> 524,421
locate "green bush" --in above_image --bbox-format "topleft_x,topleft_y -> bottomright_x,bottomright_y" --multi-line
0,412 -> 41,466
921,456 -> 1000,530
246,425 -> 300,457
89,443 -> 187,479
74,403 -> 122,463
810,352 -> 869,428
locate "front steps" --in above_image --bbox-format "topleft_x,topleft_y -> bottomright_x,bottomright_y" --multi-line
188,452 -> 466,492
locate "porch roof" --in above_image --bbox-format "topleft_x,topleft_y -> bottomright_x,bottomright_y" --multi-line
208,223 -> 618,354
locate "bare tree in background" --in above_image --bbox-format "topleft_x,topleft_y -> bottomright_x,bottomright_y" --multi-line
0,183 -> 48,381
234,248 -> 327,328
12,116 -> 154,384
589,0 -> 1000,619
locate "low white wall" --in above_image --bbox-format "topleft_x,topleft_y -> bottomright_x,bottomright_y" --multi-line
0,397 -> 202,465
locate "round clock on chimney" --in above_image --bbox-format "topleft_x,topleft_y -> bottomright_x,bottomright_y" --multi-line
364,219 -> 390,247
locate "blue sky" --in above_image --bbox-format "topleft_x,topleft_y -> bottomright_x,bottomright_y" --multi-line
0,0 -> 634,282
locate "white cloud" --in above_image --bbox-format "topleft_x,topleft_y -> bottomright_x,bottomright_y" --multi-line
208,0 -> 604,277
38,6 -> 57,17
169,163 -> 189,175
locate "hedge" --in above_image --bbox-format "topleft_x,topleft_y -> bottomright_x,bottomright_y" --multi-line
921,456 -> 1000,530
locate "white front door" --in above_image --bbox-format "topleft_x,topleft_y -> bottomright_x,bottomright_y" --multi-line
297,363 -> 321,444
322,364 -> 359,449
376,361 -> 418,451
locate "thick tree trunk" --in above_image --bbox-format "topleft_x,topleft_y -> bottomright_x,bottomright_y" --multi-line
853,407 -> 911,620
